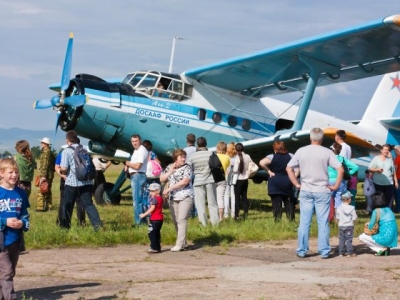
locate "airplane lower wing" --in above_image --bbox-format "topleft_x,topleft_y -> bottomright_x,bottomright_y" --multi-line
240,128 -> 377,165
184,15 -> 400,97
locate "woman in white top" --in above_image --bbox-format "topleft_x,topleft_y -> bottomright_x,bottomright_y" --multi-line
233,143 -> 252,220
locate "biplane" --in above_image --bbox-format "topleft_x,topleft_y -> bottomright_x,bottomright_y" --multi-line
34,15 -> 400,204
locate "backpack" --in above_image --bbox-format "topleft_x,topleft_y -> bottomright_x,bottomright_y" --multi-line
146,153 -> 162,178
69,145 -> 96,181
209,152 -> 225,183
339,156 -> 351,180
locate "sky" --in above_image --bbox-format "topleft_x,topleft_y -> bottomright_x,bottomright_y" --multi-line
0,1 -> 398,138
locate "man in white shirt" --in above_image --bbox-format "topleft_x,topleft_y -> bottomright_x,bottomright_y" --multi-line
335,130 -> 352,159
125,134 -> 148,225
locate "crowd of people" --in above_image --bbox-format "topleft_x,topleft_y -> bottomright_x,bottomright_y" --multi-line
1,128 -> 400,298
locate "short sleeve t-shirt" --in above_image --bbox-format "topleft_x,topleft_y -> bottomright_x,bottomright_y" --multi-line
287,145 -> 341,193
369,156 -> 394,185
129,145 -> 148,173
339,142 -> 352,159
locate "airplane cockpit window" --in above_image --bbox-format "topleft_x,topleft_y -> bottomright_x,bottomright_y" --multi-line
128,73 -> 146,87
136,74 -> 158,89
124,72 -> 193,100
167,80 -> 183,100
122,73 -> 135,84
183,84 -> 193,99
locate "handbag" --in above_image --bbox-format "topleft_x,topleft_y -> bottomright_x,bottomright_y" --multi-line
231,173 -> 239,185
146,154 -> 162,178
364,209 -> 380,235
39,178 -> 49,194
248,161 -> 259,178
34,175 -> 40,187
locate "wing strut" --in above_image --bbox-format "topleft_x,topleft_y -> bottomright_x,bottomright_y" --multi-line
289,55 -> 340,132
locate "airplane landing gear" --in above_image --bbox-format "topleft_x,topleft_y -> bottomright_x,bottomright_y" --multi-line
94,182 -> 121,205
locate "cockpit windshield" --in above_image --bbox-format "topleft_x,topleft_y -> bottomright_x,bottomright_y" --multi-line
122,71 -> 193,100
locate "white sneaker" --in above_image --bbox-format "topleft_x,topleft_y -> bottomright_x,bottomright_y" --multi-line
171,246 -> 182,252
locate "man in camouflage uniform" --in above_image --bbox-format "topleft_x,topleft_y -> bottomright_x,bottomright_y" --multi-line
37,137 -> 55,211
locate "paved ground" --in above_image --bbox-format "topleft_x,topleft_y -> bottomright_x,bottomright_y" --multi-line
15,237 -> 400,300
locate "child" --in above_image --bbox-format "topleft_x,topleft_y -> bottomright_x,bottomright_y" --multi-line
0,158 -> 30,298
335,191 -> 358,257
363,169 -> 375,214
139,183 -> 163,253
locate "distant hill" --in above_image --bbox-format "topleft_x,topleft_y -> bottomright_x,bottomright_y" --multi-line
0,127 -> 86,154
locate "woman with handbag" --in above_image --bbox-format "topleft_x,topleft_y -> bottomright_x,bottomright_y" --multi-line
368,144 -> 398,209
160,149 -> 193,252
359,191 -> 398,256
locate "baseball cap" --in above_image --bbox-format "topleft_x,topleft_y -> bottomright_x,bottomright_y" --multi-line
148,183 -> 161,191
341,191 -> 352,199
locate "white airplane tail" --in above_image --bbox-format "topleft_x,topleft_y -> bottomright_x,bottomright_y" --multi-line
358,71 -> 400,145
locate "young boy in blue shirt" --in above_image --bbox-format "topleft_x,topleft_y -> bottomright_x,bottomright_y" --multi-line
0,158 -> 30,299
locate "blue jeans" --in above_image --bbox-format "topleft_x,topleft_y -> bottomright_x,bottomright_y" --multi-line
131,173 -> 147,225
329,180 -> 347,209
297,191 -> 331,257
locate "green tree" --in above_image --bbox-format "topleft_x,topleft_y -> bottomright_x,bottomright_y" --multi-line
2,151 -> 13,158
31,146 -> 41,159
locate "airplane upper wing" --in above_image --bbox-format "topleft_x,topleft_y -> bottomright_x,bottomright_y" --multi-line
237,128 -> 377,167
183,15 -> 400,97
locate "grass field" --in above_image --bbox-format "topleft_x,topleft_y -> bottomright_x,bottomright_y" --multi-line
25,164 -> 386,250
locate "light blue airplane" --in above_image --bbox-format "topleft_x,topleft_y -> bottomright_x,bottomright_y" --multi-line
34,15 -> 400,204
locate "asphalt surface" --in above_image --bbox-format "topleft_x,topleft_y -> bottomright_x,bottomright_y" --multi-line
15,237 -> 400,300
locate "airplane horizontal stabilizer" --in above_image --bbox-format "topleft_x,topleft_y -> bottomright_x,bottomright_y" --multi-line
378,117 -> 400,129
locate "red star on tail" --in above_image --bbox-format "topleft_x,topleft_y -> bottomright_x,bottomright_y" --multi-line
391,73 -> 400,91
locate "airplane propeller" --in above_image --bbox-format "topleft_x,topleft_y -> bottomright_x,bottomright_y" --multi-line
33,32 -> 88,148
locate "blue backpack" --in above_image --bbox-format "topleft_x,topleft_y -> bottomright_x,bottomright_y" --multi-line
69,145 -> 96,181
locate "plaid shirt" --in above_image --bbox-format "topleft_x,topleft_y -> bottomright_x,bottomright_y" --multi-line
60,144 -> 93,187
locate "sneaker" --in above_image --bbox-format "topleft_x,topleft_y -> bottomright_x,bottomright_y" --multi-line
321,255 -> 331,259
339,254 -> 344,257
347,253 -> 357,258
147,249 -> 159,253
171,246 -> 182,252
297,253 -> 306,258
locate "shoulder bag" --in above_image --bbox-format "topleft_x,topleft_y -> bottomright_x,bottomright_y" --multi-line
248,161 -> 259,178
364,209 -> 380,235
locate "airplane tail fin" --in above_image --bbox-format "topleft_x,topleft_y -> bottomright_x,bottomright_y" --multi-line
358,72 -> 400,144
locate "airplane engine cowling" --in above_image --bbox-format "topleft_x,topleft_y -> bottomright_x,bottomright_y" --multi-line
59,78 -> 85,131
88,140 -> 117,157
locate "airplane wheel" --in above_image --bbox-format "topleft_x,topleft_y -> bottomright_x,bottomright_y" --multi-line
94,182 -> 121,205
252,177 -> 263,184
